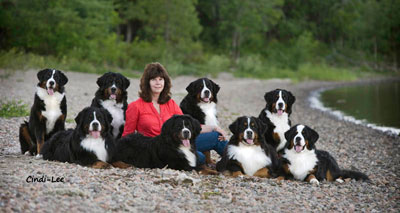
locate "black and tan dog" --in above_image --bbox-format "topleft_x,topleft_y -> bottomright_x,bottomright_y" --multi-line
114,115 -> 216,174
91,72 -> 130,139
19,68 -> 68,157
180,77 -> 221,164
41,107 -> 128,169
279,124 -> 369,185
216,116 -> 279,178
258,89 -> 296,154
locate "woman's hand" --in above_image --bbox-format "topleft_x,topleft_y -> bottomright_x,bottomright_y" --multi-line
213,126 -> 228,141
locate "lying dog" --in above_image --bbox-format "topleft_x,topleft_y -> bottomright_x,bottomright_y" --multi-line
91,72 -> 130,139
216,116 -> 279,178
19,68 -> 68,157
115,115 -> 216,174
41,107 -> 127,169
280,124 -> 369,185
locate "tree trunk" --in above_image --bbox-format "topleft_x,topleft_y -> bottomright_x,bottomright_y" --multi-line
126,21 -> 133,43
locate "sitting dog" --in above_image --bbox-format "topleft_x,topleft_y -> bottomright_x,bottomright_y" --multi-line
258,89 -> 296,154
280,124 -> 369,185
115,114 -> 216,174
91,72 -> 130,139
216,116 -> 279,178
41,107 -> 127,169
180,77 -> 221,164
19,68 -> 68,157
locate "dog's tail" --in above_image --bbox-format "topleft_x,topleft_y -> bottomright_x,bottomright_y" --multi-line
19,121 -> 34,155
341,169 -> 370,181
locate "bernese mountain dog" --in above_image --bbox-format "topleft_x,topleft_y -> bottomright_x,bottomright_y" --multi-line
19,68 -> 68,158
216,116 -> 279,178
180,77 -> 221,163
258,89 -> 296,154
91,72 -> 130,139
280,124 -> 369,185
115,115 -> 216,174
41,107 -> 127,169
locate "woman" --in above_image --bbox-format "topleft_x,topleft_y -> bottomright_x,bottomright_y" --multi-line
122,62 -> 228,165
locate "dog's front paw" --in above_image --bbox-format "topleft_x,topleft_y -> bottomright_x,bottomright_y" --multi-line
335,178 -> 344,183
310,178 -> 319,186
35,154 -> 43,159
92,161 -> 111,169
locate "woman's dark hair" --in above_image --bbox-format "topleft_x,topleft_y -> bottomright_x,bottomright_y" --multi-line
139,62 -> 172,104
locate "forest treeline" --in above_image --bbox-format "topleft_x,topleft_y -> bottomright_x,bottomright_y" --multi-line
0,0 -> 398,79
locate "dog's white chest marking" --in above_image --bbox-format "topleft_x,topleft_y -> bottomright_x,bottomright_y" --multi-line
80,137 -> 108,162
266,110 -> 290,151
198,102 -> 218,126
36,87 -> 64,134
283,149 -> 318,181
179,146 -> 196,167
227,144 -> 271,176
101,100 -> 125,138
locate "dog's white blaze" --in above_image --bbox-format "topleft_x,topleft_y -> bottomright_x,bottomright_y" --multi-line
182,120 -> 191,139
81,137 -> 108,162
179,146 -> 196,167
244,117 -> 254,140
283,147 -> 318,181
100,100 -> 124,138
265,110 -> 290,151
46,70 -> 56,89
36,86 -> 64,134
295,125 -> 306,147
200,80 -> 212,99
89,111 -> 101,131
276,90 -> 285,111
198,102 -> 219,127
111,83 -> 116,89
227,144 -> 271,176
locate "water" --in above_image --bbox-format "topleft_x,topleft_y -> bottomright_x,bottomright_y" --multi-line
317,80 -> 400,134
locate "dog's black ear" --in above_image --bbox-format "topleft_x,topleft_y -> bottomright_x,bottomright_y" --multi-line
122,75 -> 130,90
306,126 -> 319,149
210,79 -> 220,94
96,72 -> 110,87
190,116 -> 201,138
37,69 -> 50,81
229,118 -> 240,135
255,117 -> 268,135
284,126 -> 297,144
185,81 -> 197,95
75,107 -> 90,129
58,70 -> 68,86
161,115 -> 177,136
264,90 -> 275,105
286,90 -> 296,114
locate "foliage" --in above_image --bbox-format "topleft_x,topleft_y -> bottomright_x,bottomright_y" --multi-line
0,0 -> 399,81
0,100 -> 29,118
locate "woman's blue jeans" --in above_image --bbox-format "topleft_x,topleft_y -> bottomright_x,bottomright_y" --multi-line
195,131 -> 228,165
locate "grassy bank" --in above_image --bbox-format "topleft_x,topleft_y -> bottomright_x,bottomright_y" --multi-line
0,50 -> 382,81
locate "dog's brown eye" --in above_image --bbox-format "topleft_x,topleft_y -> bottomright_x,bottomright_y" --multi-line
244,122 -> 247,126
251,123 -> 255,127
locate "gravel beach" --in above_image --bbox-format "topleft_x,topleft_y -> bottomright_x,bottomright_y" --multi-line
1,69 -> 399,212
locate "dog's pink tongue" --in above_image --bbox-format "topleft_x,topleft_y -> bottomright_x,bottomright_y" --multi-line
277,110 -> 283,116
246,139 -> 254,144
203,97 -> 210,102
110,94 -> 116,99
90,131 -> 101,139
295,145 -> 303,152
182,139 -> 190,147
47,88 -> 54,96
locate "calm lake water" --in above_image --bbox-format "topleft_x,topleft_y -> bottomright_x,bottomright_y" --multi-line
320,81 -> 400,129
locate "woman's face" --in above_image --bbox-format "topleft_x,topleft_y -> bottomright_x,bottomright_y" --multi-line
149,76 -> 165,95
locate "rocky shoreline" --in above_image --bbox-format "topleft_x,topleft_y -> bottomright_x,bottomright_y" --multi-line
1,70 -> 399,212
